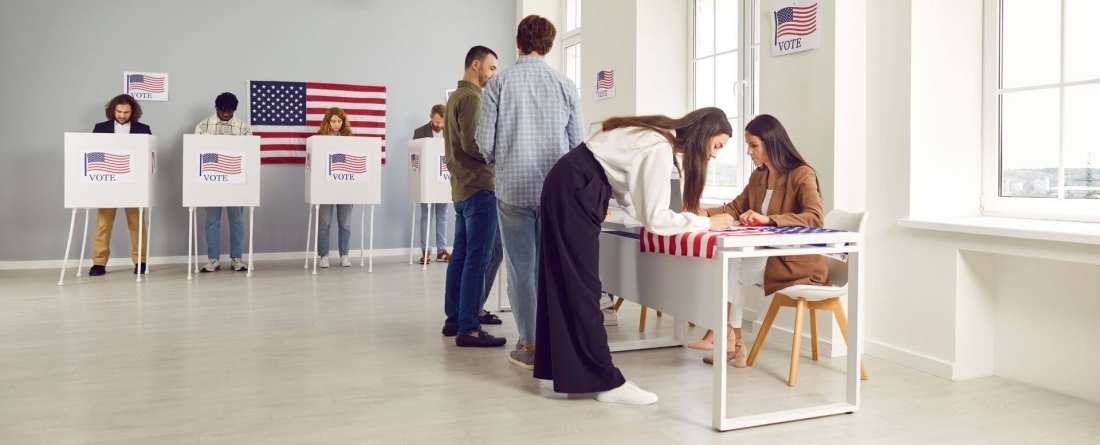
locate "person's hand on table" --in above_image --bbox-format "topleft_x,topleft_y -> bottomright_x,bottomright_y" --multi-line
708,213 -> 736,231
738,210 -> 771,226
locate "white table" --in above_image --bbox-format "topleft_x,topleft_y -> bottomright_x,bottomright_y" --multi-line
598,226 -> 864,431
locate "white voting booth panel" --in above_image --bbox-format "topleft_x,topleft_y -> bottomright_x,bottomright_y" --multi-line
60,133 -> 157,285
182,135 -> 261,207
305,136 -> 382,205
182,135 -> 262,279
406,138 -> 453,269
406,138 -> 451,204
303,136 -> 382,274
64,133 -> 157,209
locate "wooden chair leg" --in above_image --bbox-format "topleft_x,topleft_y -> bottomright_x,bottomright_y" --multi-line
830,299 -> 868,380
788,298 -> 807,387
639,306 -> 648,333
809,309 -> 819,361
747,295 -> 784,366
613,297 -> 626,311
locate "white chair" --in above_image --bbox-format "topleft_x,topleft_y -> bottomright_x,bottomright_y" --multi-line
746,209 -> 869,387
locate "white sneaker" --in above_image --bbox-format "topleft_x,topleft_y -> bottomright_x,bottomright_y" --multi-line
200,259 -> 220,273
319,255 -> 330,268
602,308 -> 618,326
599,293 -> 615,310
341,255 -> 351,267
596,381 -> 658,405
230,258 -> 247,272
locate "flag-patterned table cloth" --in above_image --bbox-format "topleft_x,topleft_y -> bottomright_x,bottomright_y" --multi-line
636,226 -> 845,260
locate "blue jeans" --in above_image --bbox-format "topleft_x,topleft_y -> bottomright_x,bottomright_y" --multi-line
318,204 -> 352,256
205,206 -> 244,260
497,200 -> 540,346
445,190 -> 499,335
419,203 -> 449,251
481,227 -> 504,311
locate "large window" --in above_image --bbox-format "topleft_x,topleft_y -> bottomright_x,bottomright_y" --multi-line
692,0 -> 760,199
563,0 -> 582,99
983,0 -> 1100,221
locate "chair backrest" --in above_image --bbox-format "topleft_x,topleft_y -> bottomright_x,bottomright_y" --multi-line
822,209 -> 867,288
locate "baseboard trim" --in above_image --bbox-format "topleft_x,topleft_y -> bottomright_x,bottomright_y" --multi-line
864,339 -> 954,380
0,248 -> 426,271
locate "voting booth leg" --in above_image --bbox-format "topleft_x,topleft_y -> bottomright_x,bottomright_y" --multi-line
408,206 -> 416,265
188,207 -> 194,280
312,204 -> 320,275
247,206 -> 254,278
76,209 -> 89,277
368,205 -> 375,273
136,207 -> 144,283
145,207 -> 152,275
58,208 -> 77,286
304,205 -> 314,269
422,205 -> 432,271
193,210 -> 200,273
360,205 -> 365,267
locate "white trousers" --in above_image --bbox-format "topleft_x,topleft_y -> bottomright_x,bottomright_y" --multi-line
728,257 -> 767,328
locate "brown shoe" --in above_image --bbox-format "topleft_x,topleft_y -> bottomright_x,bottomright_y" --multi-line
419,251 -> 431,264
437,250 -> 451,262
703,338 -> 747,368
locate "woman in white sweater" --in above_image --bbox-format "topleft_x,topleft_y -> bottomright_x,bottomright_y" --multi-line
533,107 -> 736,405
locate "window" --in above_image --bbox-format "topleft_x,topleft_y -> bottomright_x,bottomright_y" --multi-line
983,0 -> 1100,222
563,0 -> 582,99
691,0 -> 760,199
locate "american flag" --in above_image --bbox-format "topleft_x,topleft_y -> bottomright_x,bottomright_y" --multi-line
85,152 -> 130,175
329,153 -> 367,174
775,3 -> 817,44
638,226 -> 844,259
249,80 -> 386,164
200,153 -> 242,175
439,155 -> 449,177
597,70 -> 615,91
127,74 -> 165,93
410,153 -> 421,172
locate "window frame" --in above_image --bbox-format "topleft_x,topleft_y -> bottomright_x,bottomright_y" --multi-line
981,0 -> 1100,223
689,0 -> 760,201
562,0 -> 582,99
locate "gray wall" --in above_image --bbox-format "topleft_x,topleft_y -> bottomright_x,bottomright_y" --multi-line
0,0 -> 517,262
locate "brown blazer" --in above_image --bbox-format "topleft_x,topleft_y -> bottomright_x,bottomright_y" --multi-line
704,165 -> 832,295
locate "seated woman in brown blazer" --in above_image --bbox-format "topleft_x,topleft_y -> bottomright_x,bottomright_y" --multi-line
691,114 -> 831,367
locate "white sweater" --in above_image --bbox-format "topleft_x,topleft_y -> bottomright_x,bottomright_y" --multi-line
586,127 -> 711,235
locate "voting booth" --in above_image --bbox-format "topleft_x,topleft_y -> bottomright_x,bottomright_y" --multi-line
59,133 -> 157,284
303,136 -> 383,274
182,134 -> 261,279
406,138 -> 452,270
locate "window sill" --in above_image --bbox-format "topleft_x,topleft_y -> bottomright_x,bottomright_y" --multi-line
897,216 -> 1100,246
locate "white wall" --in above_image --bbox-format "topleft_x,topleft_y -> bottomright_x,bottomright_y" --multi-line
635,0 -> 688,118
865,0 -> 1100,404
581,0 -> 638,125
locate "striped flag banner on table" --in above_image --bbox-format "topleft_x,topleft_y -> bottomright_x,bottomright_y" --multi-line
248,80 -> 386,164
638,226 -> 845,260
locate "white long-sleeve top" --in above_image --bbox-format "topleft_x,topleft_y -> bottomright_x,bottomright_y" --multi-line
586,127 -> 711,236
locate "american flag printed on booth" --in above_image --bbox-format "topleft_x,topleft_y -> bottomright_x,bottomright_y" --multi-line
199,153 -> 242,175
248,80 -> 386,164
438,155 -> 449,181
85,152 -> 131,175
410,153 -> 421,173
329,153 -> 367,174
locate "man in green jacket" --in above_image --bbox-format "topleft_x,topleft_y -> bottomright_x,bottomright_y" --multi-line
440,45 -> 506,348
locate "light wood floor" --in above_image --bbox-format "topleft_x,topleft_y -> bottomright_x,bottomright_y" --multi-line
2,259 -> 1099,444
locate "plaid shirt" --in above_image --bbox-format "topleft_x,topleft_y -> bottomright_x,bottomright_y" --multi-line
195,115 -> 252,135
477,56 -> 584,207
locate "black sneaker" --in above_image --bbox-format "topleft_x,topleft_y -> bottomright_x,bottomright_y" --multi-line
133,263 -> 147,274
441,323 -> 459,337
478,311 -> 503,325
456,330 -> 507,348
88,265 -> 106,276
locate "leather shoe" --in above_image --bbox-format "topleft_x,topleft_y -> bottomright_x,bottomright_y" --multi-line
88,265 -> 106,276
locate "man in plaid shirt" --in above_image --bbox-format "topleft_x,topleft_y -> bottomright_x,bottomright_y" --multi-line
194,92 -> 252,273
477,15 -> 585,370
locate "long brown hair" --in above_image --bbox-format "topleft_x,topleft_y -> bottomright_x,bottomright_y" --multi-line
317,107 -> 352,136
104,94 -> 142,121
602,107 -> 732,213
744,114 -> 810,173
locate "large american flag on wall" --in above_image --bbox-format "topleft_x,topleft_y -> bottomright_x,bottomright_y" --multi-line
248,80 -> 386,164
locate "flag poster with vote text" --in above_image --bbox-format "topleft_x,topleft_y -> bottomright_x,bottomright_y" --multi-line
196,152 -> 245,184
771,3 -> 819,57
